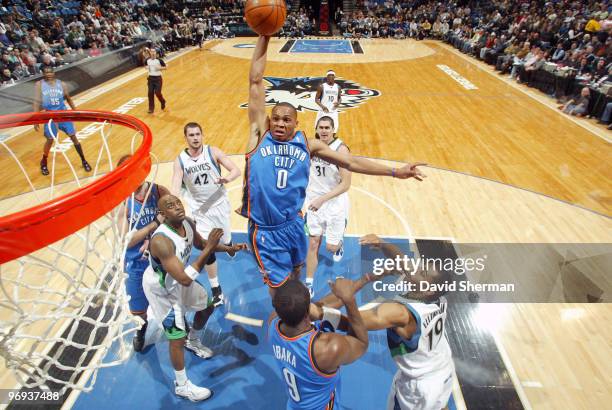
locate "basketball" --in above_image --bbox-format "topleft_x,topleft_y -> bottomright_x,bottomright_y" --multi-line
245,0 -> 287,36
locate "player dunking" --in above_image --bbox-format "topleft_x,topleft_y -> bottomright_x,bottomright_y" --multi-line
241,35 -> 426,296
33,66 -> 91,176
304,116 -> 351,297
118,154 -> 170,352
171,122 -> 241,306
269,277 -> 369,409
315,70 -> 341,132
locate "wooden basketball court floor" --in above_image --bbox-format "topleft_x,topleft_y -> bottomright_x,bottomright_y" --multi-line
0,38 -> 611,409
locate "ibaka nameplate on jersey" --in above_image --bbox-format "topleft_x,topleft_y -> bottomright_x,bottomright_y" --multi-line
241,131 -> 310,227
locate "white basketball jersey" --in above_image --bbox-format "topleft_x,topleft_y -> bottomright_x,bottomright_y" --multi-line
179,146 -> 228,212
307,138 -> 348,205
150,220 -> 194,292
321,82 -> 340,111
387,296 -> 452,379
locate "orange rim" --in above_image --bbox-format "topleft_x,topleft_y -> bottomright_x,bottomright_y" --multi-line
0,110 -> 152,264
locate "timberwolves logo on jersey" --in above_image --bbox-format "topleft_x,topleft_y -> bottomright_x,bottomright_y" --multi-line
239,77 -> 381,112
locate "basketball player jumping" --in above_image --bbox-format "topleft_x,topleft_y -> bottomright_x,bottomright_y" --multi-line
304,116 -> 351,297
142,195 -> 247,401
269,277 -> 369,409
171,122 -> 241,306
118,154 -> 171,352
315,70 -> 341,132
33,66 -> 91,176
241,35 -> 426,296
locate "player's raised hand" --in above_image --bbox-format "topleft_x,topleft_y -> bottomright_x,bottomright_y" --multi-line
205,228 -> 224,250
329,277 -> 358,304
394,163 -> 427,181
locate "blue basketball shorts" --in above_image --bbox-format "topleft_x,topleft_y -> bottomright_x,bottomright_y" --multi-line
125,258 -> 150,314
248,216 -> 308,288
44,121 -> 76,139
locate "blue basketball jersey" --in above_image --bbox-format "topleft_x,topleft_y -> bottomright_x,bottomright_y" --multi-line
124,183 -> 159,266
241,131 -> 310,227
269,317 -> 339,410
41,80 -> 67,111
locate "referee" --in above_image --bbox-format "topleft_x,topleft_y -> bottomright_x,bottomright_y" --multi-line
146,49 -> 167,114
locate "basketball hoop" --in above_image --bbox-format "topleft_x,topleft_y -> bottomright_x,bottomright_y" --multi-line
0,110 -> 153,394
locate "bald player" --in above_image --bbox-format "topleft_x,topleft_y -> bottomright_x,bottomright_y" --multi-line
142,194 -> 247,402
240,35 -> 427,297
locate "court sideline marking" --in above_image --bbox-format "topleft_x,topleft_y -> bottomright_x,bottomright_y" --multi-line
438,42 -> 611,143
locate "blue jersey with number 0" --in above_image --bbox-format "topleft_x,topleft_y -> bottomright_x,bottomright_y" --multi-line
41,80 -> 67,111
269,317 -> 339,410
241,131 -> 310,227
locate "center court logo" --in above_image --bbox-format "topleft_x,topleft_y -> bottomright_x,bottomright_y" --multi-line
240,76 -> 381,112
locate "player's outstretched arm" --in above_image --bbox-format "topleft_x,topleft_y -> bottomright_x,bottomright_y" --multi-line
357,302 -> 414,331
247,35 -> 271,153
309,139 -> 427,181
170,158 -> 184,196
211,146 -> 241,184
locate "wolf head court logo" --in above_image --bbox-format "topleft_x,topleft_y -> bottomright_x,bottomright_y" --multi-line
240,77 -> 381,112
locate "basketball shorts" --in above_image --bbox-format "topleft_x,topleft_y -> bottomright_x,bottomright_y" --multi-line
142,266 -> 212,340
125,258 -> 150,314
305,195 -> 349,246
248,216 -> 308,288
191,199 -> 232,245
315,109 -> 339,132
44,121 -> 76,139
386,366 -> 453,410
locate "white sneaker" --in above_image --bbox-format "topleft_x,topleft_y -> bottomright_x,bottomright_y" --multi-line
175,380 -> 212,402
185,338 -> 214,359
332,245 -> 344,262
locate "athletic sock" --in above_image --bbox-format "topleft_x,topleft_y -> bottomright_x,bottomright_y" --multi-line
209,276 -> 219,288
306,277 -> 314,285
175,368 -> 188,386
188,328 -> 200,341
74,143 -> 86,161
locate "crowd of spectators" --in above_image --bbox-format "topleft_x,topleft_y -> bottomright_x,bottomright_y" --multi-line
0,0 -> 246,88
279,7 -> 317,38
338,0 -> 611,126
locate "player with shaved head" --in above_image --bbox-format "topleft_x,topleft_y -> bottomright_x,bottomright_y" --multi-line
240,35 -> 428,297
142,194 -> 247,402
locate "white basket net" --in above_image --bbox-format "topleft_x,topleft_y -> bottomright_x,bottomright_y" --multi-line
0,118 -> 155,394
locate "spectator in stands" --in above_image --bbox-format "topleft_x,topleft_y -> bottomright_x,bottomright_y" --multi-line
598,102 -> 612,129
559,87 -> 590,117
551,43 -> 566,63
88,42 -> 102,58
1,67 -> 19,86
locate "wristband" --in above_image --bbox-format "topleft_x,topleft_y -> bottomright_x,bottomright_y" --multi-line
391,168 -> 396,178
321,306 -> 341,331
185,265 -> 199,280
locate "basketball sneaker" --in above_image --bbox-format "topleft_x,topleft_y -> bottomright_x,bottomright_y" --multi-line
132,323 -> 147,353
185,338 -> 214,359
161,100 -> 166,110
175,380 -> 212,402
211,286 -> 224,306
82,160 -> 92,172
40,159 -> 49,176
332,244 -> 344,262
